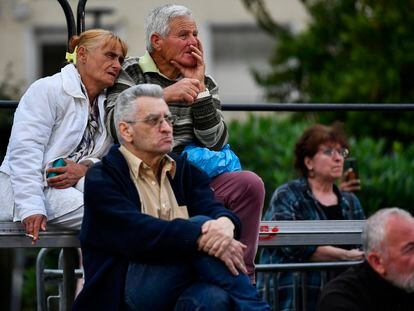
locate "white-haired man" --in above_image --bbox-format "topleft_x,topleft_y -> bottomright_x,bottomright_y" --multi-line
74,84 -> 269,310
318,207 -> 414,311
105,4 -> 265,283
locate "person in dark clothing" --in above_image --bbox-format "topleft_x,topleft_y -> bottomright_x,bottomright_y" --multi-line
73,84 -> 269,310
257,123 -> 365,311
318,207 -> 414,311
105,4 -> 265,283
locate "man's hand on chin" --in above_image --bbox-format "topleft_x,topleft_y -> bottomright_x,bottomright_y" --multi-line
171,39 -> 206,86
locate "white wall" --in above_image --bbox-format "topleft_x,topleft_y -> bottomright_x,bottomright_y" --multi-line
0,0 -> 308,99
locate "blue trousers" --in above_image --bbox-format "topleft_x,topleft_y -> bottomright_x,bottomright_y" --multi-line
124,216 -> 269,311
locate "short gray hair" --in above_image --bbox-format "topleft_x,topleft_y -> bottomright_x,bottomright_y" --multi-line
114,84 -> 164,143
362,207 -> 413,255
145,4 -> 193,53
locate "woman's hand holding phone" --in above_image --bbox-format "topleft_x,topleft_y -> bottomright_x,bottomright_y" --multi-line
340,158 -> 361,192
47,159 -> 88,189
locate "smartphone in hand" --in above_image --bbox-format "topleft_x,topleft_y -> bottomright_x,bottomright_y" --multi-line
344,157 -> 358,181
47,158 -> 66,178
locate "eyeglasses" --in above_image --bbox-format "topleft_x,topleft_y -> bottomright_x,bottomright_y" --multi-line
125,114 -> 177,128
320,147 -> 349,158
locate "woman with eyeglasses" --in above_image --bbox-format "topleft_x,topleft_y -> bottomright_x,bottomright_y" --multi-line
258,123 -> 365,311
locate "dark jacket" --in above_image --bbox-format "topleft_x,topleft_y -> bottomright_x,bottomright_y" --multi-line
318,261 -> 414,311
258,177 -> 365,311
73,145 -> 241,310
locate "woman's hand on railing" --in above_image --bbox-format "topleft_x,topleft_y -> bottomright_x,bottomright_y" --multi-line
22,214 -> 47,244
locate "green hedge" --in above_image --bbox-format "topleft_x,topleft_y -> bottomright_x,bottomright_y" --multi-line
228,114 -> 414,216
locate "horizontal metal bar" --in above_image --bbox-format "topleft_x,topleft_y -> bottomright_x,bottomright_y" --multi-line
259,233 -> 362,246
258,220 -> 364,246
0,236 -> 80,248
256,260 -> 363,272
43,269 -> 83,280
0,222 -> 79,248
0,220 -> 364,247
0,221 -> 78,235
222,103 -> 414,111
259,220 -> 364,234
2,100 -> 414,111
0,100 -> 18,109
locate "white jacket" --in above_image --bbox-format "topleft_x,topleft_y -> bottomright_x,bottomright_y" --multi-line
0,64 -> 112,221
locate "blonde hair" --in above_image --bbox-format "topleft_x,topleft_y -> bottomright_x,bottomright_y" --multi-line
68,29 -> 128,62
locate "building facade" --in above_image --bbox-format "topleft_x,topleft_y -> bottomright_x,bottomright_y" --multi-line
0,0 -> 307,104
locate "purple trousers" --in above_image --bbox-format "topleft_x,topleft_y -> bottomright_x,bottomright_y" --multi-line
210,171 -> 265,283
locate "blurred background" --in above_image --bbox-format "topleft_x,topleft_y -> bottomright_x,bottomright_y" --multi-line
0,0 -> 307,104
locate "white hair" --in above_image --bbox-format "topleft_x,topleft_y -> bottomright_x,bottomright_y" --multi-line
113,84 -> 164,143
362,207 -> 413,255
145,4 -> 193,53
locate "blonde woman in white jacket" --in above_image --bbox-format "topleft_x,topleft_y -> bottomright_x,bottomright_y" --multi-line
0,29 -> 127,243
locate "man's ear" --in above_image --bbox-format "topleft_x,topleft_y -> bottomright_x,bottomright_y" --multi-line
151,33 -> 163,51
119,122 -> 133,143
367,252 -> 386,277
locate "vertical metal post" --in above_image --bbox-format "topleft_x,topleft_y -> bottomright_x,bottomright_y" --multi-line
77,0 -> 88,35
56,0 -> 76,48
10,249 -> 25,311
273,273 -> 279,311
59,248 -> 78,311
301,272 -> 308,310
36,248 -> 50,311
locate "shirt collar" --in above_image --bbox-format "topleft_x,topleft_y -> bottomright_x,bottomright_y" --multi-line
299,177 -> 343,199
139,51 -> 177,81
119,145 -> 176,179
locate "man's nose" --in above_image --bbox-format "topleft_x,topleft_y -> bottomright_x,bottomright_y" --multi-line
159,118 -> 173,132
187,34 -> 198,46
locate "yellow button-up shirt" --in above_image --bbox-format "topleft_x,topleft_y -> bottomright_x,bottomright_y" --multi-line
119,145 -> 189,220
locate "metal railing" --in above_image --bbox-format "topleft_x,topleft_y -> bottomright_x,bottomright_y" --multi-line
0,99 -> 404,311
0,219 -> 365,310
257,220 -> 364,311
3,99 -> 414,111
0,222 -> 80,311
258,220 -> 364,246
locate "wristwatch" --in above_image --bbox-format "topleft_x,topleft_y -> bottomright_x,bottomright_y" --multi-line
196,90 -> 210,99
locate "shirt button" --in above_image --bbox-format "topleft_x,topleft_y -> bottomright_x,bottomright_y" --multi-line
151,181 -> 156,186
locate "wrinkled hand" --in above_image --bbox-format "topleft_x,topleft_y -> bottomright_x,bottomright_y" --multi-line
22,214 -> 47,244
170,39 -> 206,89
198,217 -> 235,256
342,248 -> 364,261
47,159 -> 88,189
216,239 -> 247,276
163,78 -> 201,104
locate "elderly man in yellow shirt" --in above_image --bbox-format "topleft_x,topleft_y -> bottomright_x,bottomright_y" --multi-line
74,84 -> 269,311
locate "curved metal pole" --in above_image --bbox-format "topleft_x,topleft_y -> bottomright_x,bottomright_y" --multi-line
56,0 -> 76,47
77,0 -> 88,34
